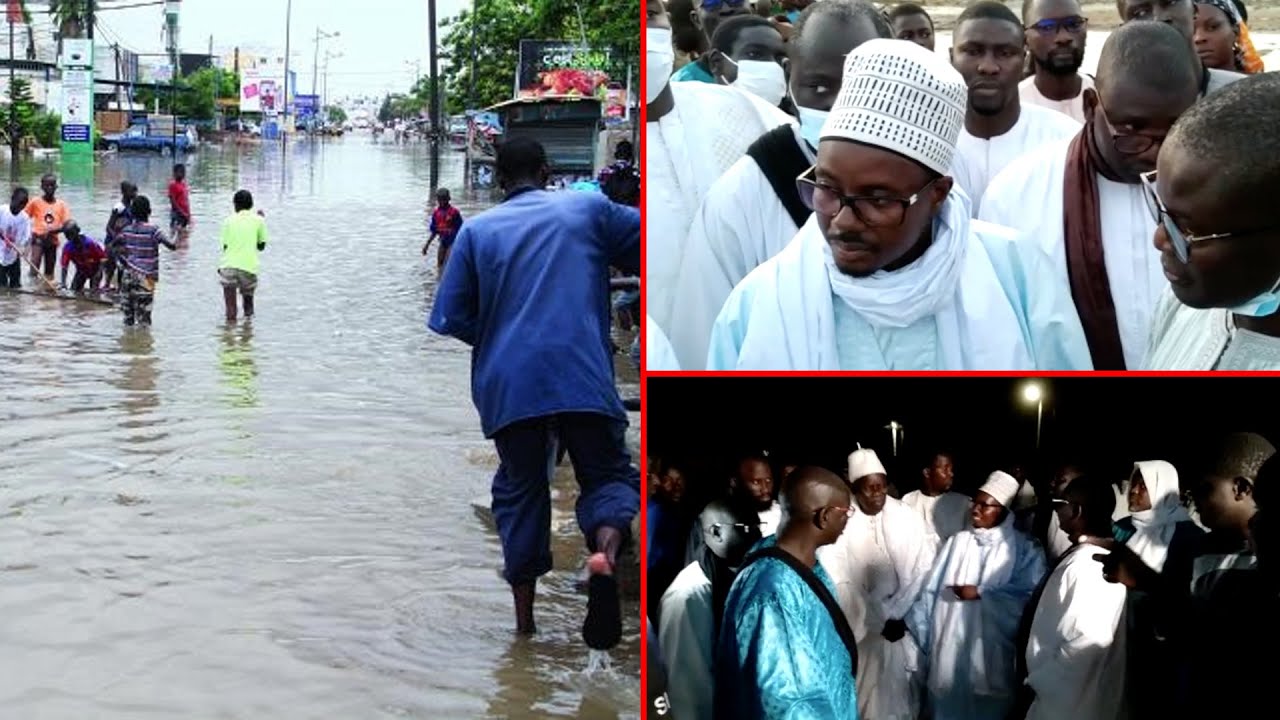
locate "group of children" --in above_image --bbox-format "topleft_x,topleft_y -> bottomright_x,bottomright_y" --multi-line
0,162 -> 268,326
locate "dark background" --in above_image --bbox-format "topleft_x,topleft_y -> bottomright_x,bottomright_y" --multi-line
645,377 -> 1280,501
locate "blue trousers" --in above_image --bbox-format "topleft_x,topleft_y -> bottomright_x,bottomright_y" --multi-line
491,412 -> 639,586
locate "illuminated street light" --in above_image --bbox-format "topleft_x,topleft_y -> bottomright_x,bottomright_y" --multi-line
1021,382 -> 1044,449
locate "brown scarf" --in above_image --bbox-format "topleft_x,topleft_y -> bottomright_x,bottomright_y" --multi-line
1062,123 -> 1129,370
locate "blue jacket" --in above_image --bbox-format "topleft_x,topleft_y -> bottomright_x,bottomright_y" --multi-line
429,188 -> 640,436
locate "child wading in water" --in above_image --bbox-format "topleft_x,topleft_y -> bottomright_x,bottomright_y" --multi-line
116,196 -> 176,326
422,187 -> 463,276
218,190 -> 267,323
168,164 -> 192,247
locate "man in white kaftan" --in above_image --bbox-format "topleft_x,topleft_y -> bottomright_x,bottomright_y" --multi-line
951,105 -> 1080,216
646,315 -> 681,371
902,452 -> 971,553
906,472 -> 1047,720
704,39 -> 1091,371
820,449 -> 934,720
980,21 -> 1204,370
1023,475 -> 1128,720
644,17 -> 793,340
665,1 -> 891,370
658,501 -> 763,720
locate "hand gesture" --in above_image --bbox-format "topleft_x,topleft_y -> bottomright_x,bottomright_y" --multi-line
1086,536 -> 1155,590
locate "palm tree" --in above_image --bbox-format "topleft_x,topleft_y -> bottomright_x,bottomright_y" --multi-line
9,0 -> 37,61
49,0 -> 96,57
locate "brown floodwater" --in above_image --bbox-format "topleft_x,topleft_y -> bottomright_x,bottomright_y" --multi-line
0,134 -> 639,719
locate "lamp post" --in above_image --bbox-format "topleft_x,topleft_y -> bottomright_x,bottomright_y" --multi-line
885,421 -> 904,457
1021,382 -> 1044,450
323,50 -> 342,117
282,0 -> 292,154
311,27 -> 338,97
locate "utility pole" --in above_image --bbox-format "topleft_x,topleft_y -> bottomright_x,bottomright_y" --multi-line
8,3 -> 16,176
311,27 -> 337,98
468,0 -> 477,108
428,0 -> 440,140
282,0 -> 292,154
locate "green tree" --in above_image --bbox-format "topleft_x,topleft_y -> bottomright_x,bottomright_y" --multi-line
132,68 -> 239,121
49,0 -> 97,56
14,1 -> 37,60
325,105 -> 347,125
6,76 -> 35,141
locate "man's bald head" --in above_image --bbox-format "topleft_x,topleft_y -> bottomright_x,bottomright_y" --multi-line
1095,20 -> 1199,99
1165,73 -> 1280,210
1060,474 -> 1117,537
782,465 -> 851,510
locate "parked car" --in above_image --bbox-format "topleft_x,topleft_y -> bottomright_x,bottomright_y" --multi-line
102,123 -> 193,155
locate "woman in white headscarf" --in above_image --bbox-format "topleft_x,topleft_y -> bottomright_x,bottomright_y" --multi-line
1116,460 -> 1204,574
1115,460 -> 1205,720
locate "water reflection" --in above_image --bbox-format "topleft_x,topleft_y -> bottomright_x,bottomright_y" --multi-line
218,323 -> 258,410
114,329 -> 159,425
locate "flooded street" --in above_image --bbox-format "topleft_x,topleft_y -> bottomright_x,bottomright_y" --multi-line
0,135 -> 639,719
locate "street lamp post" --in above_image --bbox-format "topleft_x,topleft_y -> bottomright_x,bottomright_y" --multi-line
311,27 -> 338,97
282,0 -> 292,155
884,421 -> 903,457
1022,383 -> 1044,449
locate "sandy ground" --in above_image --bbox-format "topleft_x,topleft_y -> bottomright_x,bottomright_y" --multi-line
928,1 -> 1280,31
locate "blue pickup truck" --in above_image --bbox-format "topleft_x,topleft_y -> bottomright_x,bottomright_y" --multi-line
102,123 -> 194,155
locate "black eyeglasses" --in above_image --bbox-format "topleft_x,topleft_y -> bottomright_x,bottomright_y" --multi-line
796,165 -> 936,229
1140,170 -> 1235,264
1095,97 -> 1165,156
710,522 -> 763,535
1025,15 -> 1088,35
972,500 -> 1004,510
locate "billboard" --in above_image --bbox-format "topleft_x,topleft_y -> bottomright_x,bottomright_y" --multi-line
515,41 -> 612,99
293,93 -> 319,118
60,39 -> 93,155
240,67 -> 295,114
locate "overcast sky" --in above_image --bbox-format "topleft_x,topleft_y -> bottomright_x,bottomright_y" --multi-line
91,0 -> 472,99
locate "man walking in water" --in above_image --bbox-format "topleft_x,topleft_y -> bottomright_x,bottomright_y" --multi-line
429,138 -> 641,650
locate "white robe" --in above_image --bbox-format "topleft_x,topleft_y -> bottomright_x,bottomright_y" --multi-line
905,516 -> 1047,720
979,138 -> 1163,370
1144,287 -> 1280,370
667,124 -> 814,371
1125,460 -> 1191,573
658,561 -> 715,720
645,314 -> 681,371
1017,74 -> 1094,125
951,104 -> 1082,216
902,490 -> 971,553
819,497 -> 934,720
645,82 -> 794,340
1025,543 -> 1128,720
705,193 -> 1092,370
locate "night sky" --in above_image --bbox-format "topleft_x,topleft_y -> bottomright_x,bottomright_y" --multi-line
645,376 -> 1280,499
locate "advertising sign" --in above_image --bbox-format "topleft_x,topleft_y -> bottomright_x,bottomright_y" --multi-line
59,41 -> 93,156
240,67 -> 295,115
515,40 -> 621,116
293,94 -> 319,118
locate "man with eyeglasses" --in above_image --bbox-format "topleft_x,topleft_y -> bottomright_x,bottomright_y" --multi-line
1019,0 -> 1093,123
658,499 -> 764,720
645,0 -> 793,343
948,1 -> 1082,216
905,471 -> 1047,720
1117,0 -> 1244,96
714,467 -> 857,719
705,38 -> 1087,371
685,453 -> 781,565
1143,73 -> 1280,369
821,448 -> 934,720
979,22 -> 1201,370
669,0 -> 890,370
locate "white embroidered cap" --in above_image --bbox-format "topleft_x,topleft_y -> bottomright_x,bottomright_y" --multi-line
848,448 -> 887,482
819,38 -> 967,175
979,471 -> 1021,509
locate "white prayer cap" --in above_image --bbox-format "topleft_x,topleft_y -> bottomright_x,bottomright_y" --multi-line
979,471 -> 1021,509
819,38 -> 967,175
848,448 -> 887,482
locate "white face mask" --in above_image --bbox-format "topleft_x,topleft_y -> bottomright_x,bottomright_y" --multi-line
1230,275 -> 1280,317
796,105 -> 829,150
723,58 -> 787,107
646,27 -> 675,106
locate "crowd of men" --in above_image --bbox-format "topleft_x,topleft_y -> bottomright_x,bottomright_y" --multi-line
644,0 -> 1280,370
646,435 -> 1279,718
